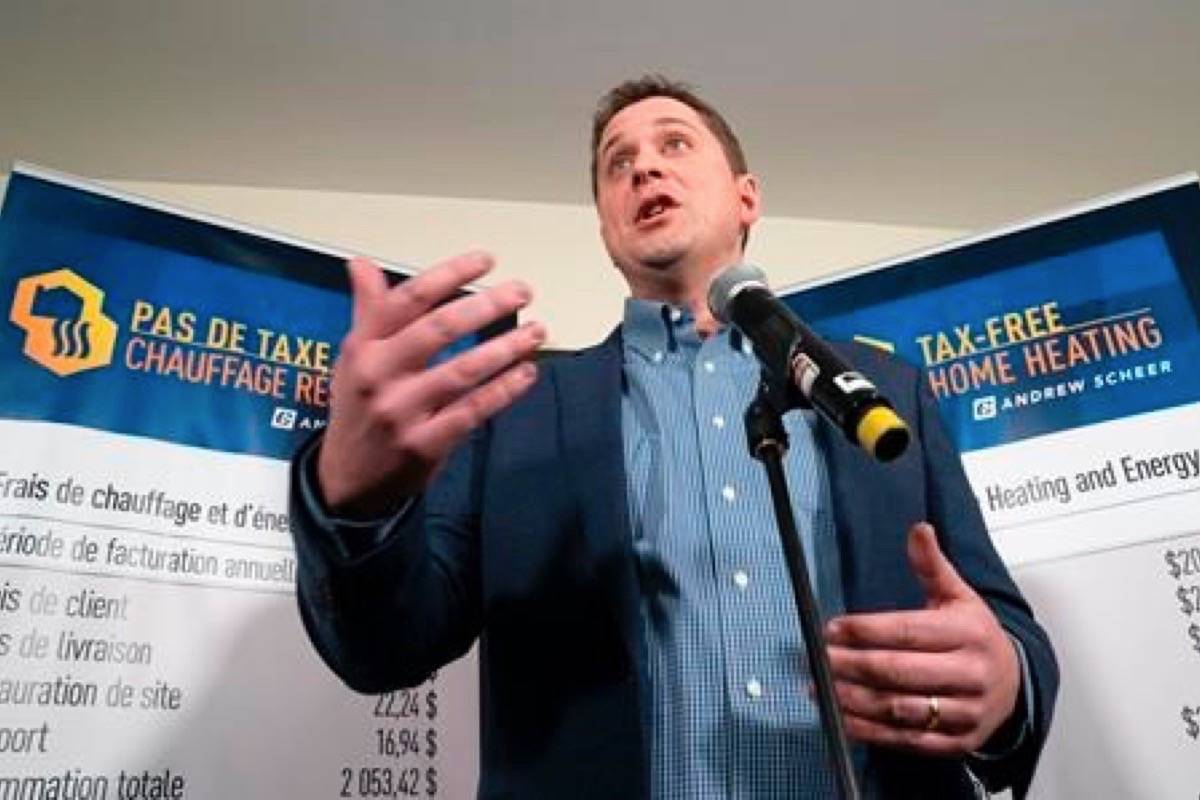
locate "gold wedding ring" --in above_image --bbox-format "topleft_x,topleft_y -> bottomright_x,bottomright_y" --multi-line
924,695 -> 941,731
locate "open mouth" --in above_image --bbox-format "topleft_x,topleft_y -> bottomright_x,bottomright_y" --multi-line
635,194 -> 679,224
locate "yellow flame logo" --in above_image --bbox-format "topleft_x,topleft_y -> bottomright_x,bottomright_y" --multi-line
9,268 -> 117,376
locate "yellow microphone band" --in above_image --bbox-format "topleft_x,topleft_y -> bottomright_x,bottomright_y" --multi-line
856,405 -> 908,459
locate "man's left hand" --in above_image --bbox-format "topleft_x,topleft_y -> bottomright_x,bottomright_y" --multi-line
824,522 -> 1020,756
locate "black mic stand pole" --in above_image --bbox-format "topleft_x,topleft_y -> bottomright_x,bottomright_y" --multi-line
744,375 -> 860,800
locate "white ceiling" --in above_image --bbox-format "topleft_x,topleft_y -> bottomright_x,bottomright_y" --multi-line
2,1 -> 1198,229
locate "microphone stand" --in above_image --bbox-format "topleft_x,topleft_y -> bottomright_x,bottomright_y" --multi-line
744,375 -> 860,800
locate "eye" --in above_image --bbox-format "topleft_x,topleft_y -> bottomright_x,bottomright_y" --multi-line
607,151 -> 634,176
663,134 -> 691,154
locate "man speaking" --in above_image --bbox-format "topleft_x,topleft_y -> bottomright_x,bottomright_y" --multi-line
289,75 -> 1058,798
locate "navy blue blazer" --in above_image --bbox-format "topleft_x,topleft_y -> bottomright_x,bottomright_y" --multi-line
291,330 -> 1057,799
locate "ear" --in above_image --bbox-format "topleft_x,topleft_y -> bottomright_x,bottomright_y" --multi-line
736,172 -> 762,229
598,214 -> 617,266
595,183 -> 618,248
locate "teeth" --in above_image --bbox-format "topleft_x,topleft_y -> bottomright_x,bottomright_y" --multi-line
641,201 -> 667,221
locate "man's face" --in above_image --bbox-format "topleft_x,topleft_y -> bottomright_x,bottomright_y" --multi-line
595,96 -> 760,294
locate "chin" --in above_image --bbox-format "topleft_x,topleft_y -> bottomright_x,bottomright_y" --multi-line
638,254 -> 683,272
633,239 -> 689,269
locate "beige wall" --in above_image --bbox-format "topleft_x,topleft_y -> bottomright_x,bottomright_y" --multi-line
2,173 -> 962,347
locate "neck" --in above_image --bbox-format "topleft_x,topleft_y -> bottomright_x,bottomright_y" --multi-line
629,279 -> 721,338
625,253 -> 737,338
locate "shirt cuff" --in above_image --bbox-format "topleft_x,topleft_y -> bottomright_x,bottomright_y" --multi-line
295,436 -> 416,560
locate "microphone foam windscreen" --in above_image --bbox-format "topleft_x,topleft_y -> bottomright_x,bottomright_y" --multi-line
707,263 -> 769,323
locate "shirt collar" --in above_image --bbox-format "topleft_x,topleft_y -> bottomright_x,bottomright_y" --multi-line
621,297 -> 753,360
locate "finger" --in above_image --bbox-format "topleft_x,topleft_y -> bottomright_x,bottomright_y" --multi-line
825,609 -> 964,652
387,280 -> 534,371
908,522 -> 973,605
841,711 -> 971,756
833,681 -> 977,736
371,251 -> 498,339
403,361 -> 539,456
827,645 -> 985,696
396,321 -> 546,414
347,258 -> 390,335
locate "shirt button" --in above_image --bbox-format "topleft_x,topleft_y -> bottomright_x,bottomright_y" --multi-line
652,351 -> 664,364
703,360 -> 716,373
712,415 -> 725,429
732,570 -> 749,590
746,679 -> 763,699
669,307 -> 683,322
721,485 -> 736,503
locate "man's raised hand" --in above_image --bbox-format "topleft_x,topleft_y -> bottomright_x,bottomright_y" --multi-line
317,252 -> 545,518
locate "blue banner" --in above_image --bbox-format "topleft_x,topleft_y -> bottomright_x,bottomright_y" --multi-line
780,181 -> 1200,451
0,171 -> 507,460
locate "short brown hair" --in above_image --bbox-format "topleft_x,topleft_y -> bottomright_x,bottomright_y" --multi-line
590,75 -> 749,199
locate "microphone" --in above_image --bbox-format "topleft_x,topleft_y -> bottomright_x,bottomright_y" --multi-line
707,263 -> 910,462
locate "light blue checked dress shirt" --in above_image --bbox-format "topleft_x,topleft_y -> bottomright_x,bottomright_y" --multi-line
620,298 -> 847,799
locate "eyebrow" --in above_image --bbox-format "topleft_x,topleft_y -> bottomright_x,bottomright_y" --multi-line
599,116 -> 701,160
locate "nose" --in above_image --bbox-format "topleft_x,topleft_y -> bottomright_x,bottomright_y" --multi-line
632,154 -> 664,188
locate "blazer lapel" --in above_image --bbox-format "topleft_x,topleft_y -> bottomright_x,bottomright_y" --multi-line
814,415 -> 878,611
553,329 -> 643,668
816,345 -> 927,613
